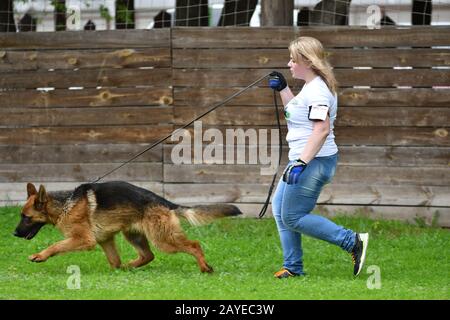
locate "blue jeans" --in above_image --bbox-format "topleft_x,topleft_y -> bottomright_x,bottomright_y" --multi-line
272,153 -> 355,275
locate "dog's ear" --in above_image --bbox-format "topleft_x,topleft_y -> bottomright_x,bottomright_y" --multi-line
37,185 -> 48,205
27,183 -> 37,198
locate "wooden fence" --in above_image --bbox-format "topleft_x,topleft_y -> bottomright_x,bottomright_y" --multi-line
1,27 -> 449,226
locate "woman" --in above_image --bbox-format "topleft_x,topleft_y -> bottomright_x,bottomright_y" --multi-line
269,37 -> 368,278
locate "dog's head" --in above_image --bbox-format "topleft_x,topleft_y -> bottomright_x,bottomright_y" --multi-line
13,183 -> 49,240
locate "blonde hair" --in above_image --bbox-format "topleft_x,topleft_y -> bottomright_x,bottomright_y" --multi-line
289,36 -> 338,95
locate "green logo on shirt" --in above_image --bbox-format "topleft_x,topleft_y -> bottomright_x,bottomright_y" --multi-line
284,110 -> 290,119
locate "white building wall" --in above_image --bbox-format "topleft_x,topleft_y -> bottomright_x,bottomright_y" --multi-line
134,0 -> 174,29
293,0 -> 450,26
14,0 -> 115,31
12,0 -> 450,31
14,0 -> 54,31
66,0 -> 116,30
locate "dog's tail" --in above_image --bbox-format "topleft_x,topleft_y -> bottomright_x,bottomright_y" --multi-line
174,204 -> 242,226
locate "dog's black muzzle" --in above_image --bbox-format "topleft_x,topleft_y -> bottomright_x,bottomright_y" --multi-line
14,217 -> 45,240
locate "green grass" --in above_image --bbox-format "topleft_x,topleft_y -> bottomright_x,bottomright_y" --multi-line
1,206 -> 448,300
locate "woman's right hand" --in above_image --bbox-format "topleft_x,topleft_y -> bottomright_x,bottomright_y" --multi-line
269,71 -> 287,92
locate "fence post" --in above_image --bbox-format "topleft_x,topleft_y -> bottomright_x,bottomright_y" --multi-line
261,0 -> 294,26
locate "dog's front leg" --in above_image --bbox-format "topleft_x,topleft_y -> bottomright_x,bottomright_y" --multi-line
29,237 -> 96,262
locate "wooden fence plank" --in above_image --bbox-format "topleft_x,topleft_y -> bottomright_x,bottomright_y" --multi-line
173,48 -> 450,68
336,107 -> 450,127
314,205 -> 450,227
319,185 -> 450,207
173,106 -> 286,126
335,69 -> 450,87
0,163 -> 162,182
171,126 -> 449,146
0,29 -> 170,49
172,69 -> 286,87
6,143 -> 446,168
163,183 -> 450,207
172,27 -> 450,48
0,48 -> 171,72
4,87 -> 442,108
174,87 -> 450,107
0,181 -> 164,201
0,68 -> 172,89
163,164 -> 450,186
0,106 -> 173,127
230,203 -> 450,227
172,106 -> 450,127
173,69 -> 450,87
0,144 -> 162,164
335,127 -> 449,146
337,146 -> 450,166
163,145 -> 450,167
330,49 -> 450,68
339,88 -> 450,107
0,125 -> 174,145
0,88 -> 173,108
174,87 -> 281,106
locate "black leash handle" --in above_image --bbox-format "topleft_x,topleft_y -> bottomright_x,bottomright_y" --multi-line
91,73 -> 272,184
258,89 -> 283,219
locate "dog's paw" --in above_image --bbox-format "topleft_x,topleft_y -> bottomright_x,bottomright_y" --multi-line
28,253 -> 47,263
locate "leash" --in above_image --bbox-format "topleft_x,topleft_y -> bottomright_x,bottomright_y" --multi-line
258,90 -> 283,218
91,73 -> 282,219
91,73 -> 273,184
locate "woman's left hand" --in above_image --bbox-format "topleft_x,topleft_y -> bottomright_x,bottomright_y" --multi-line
282,160 -> 307,184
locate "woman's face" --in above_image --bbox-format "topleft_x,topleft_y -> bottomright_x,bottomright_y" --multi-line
287,53 -> 310,80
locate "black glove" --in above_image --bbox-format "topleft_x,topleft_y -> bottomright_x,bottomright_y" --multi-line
268,71 -> 287,92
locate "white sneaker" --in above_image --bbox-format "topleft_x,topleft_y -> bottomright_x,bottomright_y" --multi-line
351,233 -> 369,276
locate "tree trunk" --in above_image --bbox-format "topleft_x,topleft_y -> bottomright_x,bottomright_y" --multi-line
218,0 -> 258,26
297,7 -> 310,26
175,0 -> 209,26
310,0 -> 351,26
55,0 -> 66,31
116,0 -> 135,29
0,0 -> 16,32
261,0 -> 293,26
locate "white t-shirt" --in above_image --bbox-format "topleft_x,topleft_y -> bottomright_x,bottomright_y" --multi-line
284,76 -> 338,160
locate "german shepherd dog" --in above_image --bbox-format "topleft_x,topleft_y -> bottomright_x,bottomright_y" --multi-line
14,181 -> 241,272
